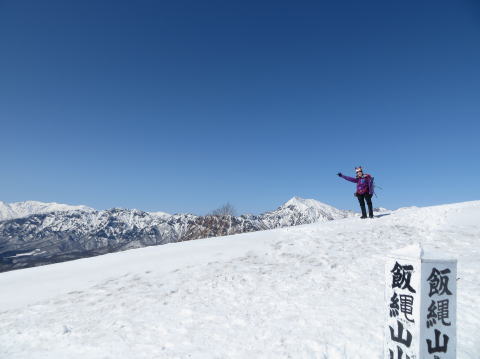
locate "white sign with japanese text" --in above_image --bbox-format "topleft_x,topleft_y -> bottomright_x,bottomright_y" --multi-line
385,245 -> 456,359
420,260 -> 456,359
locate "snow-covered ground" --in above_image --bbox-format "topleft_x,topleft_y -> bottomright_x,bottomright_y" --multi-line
0,201 -> 479,358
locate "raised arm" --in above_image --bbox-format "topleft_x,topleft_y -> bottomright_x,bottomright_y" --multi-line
337,173 -> 358,183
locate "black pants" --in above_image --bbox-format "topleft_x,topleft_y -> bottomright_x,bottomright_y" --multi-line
356,193 -> 374,218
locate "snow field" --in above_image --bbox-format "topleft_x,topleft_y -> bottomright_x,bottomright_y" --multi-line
0,201 -> 479,358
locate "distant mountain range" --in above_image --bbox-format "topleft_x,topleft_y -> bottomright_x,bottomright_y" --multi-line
0,197 -> 354,272
0,200 -> 95,221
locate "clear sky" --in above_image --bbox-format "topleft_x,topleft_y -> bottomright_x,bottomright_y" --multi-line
1,0 -> 479,215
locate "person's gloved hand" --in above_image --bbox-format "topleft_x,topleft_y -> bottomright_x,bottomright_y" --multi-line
337,172 -> 342,177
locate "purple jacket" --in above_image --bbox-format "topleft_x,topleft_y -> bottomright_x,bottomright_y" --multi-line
340,174 -> 374,195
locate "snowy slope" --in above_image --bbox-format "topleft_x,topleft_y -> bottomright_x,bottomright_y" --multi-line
0,201 -> 479,358
0,200 -> 94,221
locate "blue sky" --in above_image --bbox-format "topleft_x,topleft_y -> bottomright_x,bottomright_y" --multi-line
0,0 -> 479,215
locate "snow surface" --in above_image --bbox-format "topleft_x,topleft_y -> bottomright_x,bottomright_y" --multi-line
0,201 -> 479,358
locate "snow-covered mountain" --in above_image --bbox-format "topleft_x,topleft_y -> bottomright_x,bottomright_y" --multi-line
0,197 -> 353,272
260,196 -> 353,227
0,200 -> 94,221
0,201 -> 478,358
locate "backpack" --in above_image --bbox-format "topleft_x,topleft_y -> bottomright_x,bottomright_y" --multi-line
365,174 -> 375,195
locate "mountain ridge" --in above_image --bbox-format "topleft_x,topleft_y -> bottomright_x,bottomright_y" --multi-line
0,200 -> 94,221
0,197 -> 353,272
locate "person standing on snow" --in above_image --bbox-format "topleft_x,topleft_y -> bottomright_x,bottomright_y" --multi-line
337,166 -> 375,219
